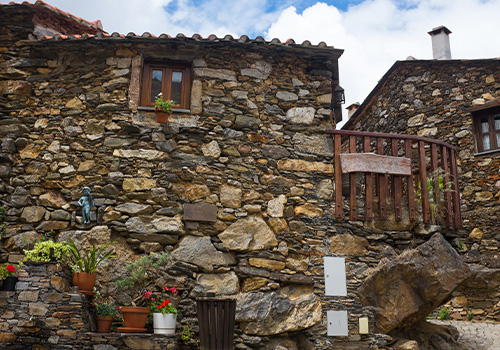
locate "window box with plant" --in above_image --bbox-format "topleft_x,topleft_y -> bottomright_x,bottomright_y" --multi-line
143,287 -> 179,335
67,239 -> 115,295
92,291 -> 120,333
0,262 -> 22,291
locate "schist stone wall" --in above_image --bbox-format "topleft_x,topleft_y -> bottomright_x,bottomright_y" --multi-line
345,59 -> 500,321
0,7 -> 480,350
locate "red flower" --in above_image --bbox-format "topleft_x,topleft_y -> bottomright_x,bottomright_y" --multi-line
6,265 -> 15,273
157,305 -> 162,309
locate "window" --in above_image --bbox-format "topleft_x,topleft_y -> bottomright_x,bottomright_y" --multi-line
140,61 -> 191,110
473,107 -> 500,153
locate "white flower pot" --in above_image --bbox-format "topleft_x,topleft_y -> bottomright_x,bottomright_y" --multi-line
153,313 -> 176,335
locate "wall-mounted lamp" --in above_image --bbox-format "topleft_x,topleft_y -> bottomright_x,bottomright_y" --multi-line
334,84 -> 345,106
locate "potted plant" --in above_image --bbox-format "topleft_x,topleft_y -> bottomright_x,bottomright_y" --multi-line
143,287 -> 178,335
154,93 -> 174,123
115,252 -> 171,333
92,291 -> 119,333
23,240 -> 70,263
67,239 -> 115,294
0,262 -> 23,291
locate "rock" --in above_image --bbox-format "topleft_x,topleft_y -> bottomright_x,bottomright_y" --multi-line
171,182 -> 211,201
192,271 -> 239,297
242,277 -> 268,292
125,216 -> 184,234
39,191 -> 68,208
330,234 -> 369,256
417,127 -> 438,137
396,340 -> 419,350
284,107 -> 315,125
19,143 -> 42,159
475,191 -> 493,201
194,68 -> 237,81
261,145 -> 290,159
317,179 -> 334,200
267,195 -> 286,218
4,231 -> 40,251
241,61 -> 272,80
235,115 -> 260,130
249,258 -> 285,270
408,114 -> 425,127
172,236 -> 235,272
469,228 -> 483,240
21,206 -> 45,223
276,91 -> 298,101
218,216 -> 278,252
11,186 -> 30,208
202,141 -> 221,158
236,285 -> 321,335
294,203 -> 323,217
220,185 -> 242,209
122,178 -> 157,192
357,234 -> 471,333
277,159 -> 333,174
293,133 -> 333,157
115,203 -> 154,215
113,149 -> 164,160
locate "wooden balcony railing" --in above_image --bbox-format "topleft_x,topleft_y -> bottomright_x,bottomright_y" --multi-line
327,130 -> 462,229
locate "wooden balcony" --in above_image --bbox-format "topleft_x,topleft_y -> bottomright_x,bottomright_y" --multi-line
327,130 -> 462,229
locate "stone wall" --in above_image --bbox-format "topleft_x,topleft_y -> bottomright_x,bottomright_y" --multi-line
345,59 -> 500,320
0,8 -> 478,349
0,263 -> 183,349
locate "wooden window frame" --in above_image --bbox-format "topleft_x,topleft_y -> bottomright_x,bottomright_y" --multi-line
473,107 -> 500,153
140,61 -> 191,110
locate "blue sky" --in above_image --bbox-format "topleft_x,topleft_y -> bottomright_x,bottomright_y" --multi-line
5,0 -> 500,126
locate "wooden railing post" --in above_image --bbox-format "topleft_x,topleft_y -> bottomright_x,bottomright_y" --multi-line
364,136 -> 373,221
334,134 -> 343,219
349,136 -> 357,220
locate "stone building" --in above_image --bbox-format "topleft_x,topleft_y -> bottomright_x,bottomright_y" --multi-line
0,2 -> 477,350
343,27 -> 500,321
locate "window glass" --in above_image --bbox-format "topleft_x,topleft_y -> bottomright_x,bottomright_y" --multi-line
171,71 -> 183,105
483,135 -> 491,150
494,115 -> 500,130
481,120 -> 489,133
150,69 -> 163,103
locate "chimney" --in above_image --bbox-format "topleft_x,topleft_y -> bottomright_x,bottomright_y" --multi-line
428,26 -> 452,60
346,102 -> 360,119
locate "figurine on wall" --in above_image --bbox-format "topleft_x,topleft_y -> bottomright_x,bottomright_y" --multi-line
78,186 -> 94,224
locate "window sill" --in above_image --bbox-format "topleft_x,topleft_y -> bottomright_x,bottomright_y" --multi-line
473,149 -> 500,157
138,106 -> 191,114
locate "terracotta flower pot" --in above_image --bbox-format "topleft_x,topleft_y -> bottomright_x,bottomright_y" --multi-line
72,272 -> 96,292
119,306 -> 150,332
96,316 -> 113,333
155,110 -> 170,123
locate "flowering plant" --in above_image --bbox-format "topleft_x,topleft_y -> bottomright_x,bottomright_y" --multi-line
154,93 -> 175,114
0,262 -> 22,280
142,287 -> 178,315
92,291 -> 119,317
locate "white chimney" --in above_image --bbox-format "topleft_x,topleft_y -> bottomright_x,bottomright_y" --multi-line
428,26 -> 452,60
346,102 -> 360,119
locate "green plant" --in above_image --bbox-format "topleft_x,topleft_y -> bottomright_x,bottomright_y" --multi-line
92,291 -> 119,317
179,322 -> 195,345
142,287 -> 178,315
154,93 -> 174,113
0,262 -> 22,280
416,167 -> 454,224
437,306 -> 450,320
467,311 -> 474,320
66,238 -> 116,273
23,240 -> 70,263
115,252 -> 171,305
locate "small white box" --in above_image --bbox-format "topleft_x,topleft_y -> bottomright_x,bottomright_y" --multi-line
359,317 -> 369,334
327,310 -> 348,336
324,256 -> 347,296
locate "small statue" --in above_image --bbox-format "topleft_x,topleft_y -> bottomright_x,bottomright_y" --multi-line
78,186 -> 94,224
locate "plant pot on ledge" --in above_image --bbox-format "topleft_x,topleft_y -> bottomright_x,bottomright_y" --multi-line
118,306 -> 150,333
96,316 -> 114,333
1,276 -> 19,291
72,272 -> 96,294
155,110 -> 171,123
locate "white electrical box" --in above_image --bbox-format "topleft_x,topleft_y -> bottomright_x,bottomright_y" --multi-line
324,256 -> 347,296
327,310 -> 348,336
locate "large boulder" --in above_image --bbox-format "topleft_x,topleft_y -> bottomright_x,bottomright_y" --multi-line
357,233 -> 471,333
236,285 -> 321,335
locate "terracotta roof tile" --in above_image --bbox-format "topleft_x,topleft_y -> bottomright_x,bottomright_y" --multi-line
6,1 -> 340,51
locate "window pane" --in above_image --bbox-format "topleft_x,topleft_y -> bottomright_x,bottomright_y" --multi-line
481,120 -> 489,133
150,70 -> 163,103
496,132 -> 500,147
495,116 -> 500,130
483,134 -> 491,150
171,71 -> 183,105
